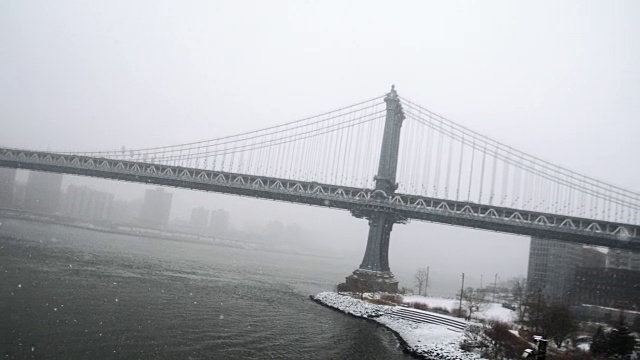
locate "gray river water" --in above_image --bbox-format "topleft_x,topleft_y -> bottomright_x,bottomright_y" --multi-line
0,218 -> 412,359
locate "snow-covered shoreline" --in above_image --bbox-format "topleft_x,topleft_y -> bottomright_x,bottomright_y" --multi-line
310,292 -> 482,360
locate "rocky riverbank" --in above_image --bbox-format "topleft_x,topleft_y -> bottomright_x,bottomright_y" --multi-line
311,292 -> 482,360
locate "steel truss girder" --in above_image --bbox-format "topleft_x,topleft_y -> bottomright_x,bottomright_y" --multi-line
0,147 -> 638,251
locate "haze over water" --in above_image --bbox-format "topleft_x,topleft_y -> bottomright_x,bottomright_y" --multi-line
1,219 -> 411,359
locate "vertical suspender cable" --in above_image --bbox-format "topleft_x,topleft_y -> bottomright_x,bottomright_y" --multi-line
444,122 -> 454,199
489,147 -> 498,205
467,139 -> 476,202
433,121 -> 444,197
478,142 -> 487,204
456,131 -> 465,202
501,153 -> 510,206
424,117 -> 434,196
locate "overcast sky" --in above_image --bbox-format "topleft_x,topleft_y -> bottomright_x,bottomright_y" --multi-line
1,1 -> 638,296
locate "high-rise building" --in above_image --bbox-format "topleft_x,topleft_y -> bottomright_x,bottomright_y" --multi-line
209,209 -> 229,233
0,168 -> 16,208
189,207 -> 209,229
24,171 -> 64,214
606,249 -> 640,271
62,184 -> 114,222
527,237 -> 582,303
139,188 -> 172,228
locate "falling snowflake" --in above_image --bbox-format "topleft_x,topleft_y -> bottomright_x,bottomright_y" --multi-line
17,284 -> 22,288
115,298 -> 118,302
219,314 -> 224,320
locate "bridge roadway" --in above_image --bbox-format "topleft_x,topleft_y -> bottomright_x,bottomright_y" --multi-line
1,147 -> 638,251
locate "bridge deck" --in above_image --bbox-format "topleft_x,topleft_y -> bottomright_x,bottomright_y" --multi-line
0,147 -> 638,251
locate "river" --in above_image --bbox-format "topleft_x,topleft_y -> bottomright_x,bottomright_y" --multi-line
0,218 -> 412,359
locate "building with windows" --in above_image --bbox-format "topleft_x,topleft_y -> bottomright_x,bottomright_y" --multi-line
62,184 -> 114,222
23,171 -> 64,214
606,249 -> 640,271
527,237 -> 582,303
0,168 -> 16,208
139,188 -> 173,228
572,267 -> 640,310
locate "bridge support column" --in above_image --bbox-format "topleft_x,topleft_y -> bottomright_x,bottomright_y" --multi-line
338,85 -> 406,294
359,212 -> 394,272
340,211 -> 401,293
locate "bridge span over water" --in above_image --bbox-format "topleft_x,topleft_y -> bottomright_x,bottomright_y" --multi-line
1,86 -> 638,292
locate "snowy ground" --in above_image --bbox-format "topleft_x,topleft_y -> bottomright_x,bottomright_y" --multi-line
402,295 -> 516,323
312,292 -> 483,360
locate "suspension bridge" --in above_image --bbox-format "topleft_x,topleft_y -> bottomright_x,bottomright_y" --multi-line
0,86 -> 638,292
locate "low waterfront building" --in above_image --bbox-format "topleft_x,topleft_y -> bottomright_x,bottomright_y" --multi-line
572,266 -> 640,310
606,249 -> 640,271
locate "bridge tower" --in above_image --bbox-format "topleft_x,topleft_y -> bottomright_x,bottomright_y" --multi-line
339,85 -> 406,294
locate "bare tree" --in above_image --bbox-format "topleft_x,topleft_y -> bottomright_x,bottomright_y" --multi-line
522,289 -> 545,332
509,276 -> 527,322
463,287 -> 488,320
540,303 -> 577,348
399,286 -> 413,295
414,268 -> 429,296
486,320 -> 511,359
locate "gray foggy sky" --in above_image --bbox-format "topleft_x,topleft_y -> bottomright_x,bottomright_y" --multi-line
1,1 -> 639,295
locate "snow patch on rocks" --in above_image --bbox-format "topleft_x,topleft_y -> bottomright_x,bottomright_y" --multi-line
312,291 -> 393,318
312,292 -> 483,359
